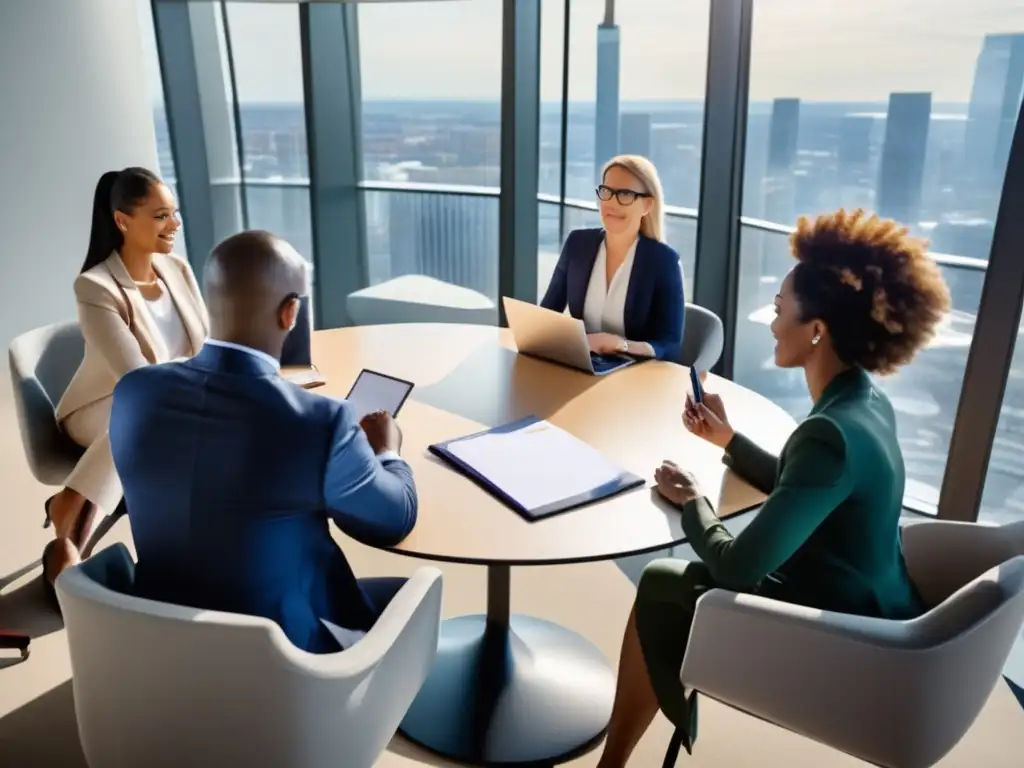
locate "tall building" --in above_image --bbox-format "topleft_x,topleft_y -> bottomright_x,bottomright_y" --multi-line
619,112 -> 651,158
964,33 -> 1024,213
766,98 -> 800,173
762,98 -> 801,224
387,193 -> 499,299
594,0 -> 621,182
877,92 -> 932,227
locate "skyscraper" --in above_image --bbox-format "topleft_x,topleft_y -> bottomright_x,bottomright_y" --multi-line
762,98 -> 801,224
766,98 -> 800,173
594,0 -> 621,182
877,92 -> 932,227
620,112 -> 652,158
964,33 -> 1024,213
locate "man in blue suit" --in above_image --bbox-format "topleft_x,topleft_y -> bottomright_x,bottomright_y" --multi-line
109,230 -> 417,653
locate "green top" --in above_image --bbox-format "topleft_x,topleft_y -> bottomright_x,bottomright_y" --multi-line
682,367 -> 923,619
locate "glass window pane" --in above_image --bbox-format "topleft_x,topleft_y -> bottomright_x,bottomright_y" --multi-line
136,0 -> 188,259
735,3 -> 1024,514
224,2 -> 312,264
358,0 -> 502,301
554,0 -> 708,300
537,0 -> 567,294
982,312 -> 1024,524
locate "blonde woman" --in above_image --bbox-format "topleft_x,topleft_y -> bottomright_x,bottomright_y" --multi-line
540,155 -> 684,360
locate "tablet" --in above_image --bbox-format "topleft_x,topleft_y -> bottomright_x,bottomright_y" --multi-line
345,369 -> 415,422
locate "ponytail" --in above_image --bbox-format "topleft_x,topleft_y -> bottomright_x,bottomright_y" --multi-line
80,167 -> 162,274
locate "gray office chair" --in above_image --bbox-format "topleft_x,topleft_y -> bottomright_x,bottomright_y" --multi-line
679,303 -> 724,373
9,321 -> 85,484
667,519 -> 1024,767
8,321 -> 124,557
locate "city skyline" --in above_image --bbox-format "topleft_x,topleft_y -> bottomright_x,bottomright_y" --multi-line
138,0 -> 1024,104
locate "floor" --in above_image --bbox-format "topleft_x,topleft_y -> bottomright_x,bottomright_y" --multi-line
1,384 -> 1022,767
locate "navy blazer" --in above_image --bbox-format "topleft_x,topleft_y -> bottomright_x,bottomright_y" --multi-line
109,344 -> 418,654
540,228 -> 685,361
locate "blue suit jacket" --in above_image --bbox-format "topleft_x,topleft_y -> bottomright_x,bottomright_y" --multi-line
108,344 -> 418,654
540,228 -> 685,361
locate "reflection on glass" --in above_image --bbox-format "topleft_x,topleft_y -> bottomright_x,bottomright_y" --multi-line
735,5 -> 1024,518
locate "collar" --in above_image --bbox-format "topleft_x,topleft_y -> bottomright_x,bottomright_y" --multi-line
810,367 -> 871,415
204,339 -> 281,371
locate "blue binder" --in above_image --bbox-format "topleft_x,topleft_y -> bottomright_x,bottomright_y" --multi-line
428,415 -> 645,522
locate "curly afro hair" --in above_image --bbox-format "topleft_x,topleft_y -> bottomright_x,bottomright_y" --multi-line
789,208 -> 951,375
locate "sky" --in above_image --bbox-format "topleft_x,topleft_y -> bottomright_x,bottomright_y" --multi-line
139,0 -> 1024,104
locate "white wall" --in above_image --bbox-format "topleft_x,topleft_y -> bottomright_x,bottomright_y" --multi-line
0,0 -> 159,349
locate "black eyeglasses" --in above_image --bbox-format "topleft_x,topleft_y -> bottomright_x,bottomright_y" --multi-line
596,185 -> 651,205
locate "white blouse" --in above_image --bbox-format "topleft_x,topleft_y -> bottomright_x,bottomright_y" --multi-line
144,280 -> 191,360
582,239 -> 637,337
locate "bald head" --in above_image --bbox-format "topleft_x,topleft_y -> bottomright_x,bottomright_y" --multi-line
204,230 -> 310,355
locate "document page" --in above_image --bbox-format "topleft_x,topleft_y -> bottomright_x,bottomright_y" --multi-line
447,420 -> 626,511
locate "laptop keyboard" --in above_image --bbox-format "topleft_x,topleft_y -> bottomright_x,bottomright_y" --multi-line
590,353 -> 631,373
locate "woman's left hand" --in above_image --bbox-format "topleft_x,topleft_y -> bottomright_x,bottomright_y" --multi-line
654,460 -> 704,508
587,332 -> 627,355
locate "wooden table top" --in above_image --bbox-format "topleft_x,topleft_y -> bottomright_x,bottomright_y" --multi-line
312,324 -> 797,565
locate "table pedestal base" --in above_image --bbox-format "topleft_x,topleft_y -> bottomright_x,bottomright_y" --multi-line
398,614 -> 615,766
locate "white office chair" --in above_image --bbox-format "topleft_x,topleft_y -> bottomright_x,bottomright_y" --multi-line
56,544 -> 444,768
667,519 -> 1024,768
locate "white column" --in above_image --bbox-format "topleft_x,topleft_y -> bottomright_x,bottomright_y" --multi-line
0,0 -> 160,348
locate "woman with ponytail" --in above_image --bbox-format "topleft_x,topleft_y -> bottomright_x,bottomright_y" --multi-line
44,168 -> 209,603
540,154 -> 685,361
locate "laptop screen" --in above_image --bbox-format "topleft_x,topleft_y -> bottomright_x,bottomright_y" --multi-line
281,294 -> 312,367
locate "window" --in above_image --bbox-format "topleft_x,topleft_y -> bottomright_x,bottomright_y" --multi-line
223,2 -> 313,264
734,2 -> 1024,514
537,0 -> 567,296
357,0 -> 502,298
136,0 -> 187,259
540,0 -> 709,299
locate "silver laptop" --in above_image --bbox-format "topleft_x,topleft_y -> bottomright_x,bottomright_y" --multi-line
502,297 -> 635,376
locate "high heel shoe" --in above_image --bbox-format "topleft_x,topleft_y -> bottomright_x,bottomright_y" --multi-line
40,540 -> 61,612
40,498 -> 95,613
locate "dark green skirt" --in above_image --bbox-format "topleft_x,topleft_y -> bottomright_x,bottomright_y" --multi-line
634,558 -> 716,745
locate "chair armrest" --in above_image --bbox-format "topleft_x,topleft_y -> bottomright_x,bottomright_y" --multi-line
681,589 -> 929,756
285,566 -> 444,679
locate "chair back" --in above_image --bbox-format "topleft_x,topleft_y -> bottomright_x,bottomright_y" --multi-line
874,520 -> 1024,767
902,518 -> 1024,607
57,544 -> 443,768
8,321 -> 84,485
679,303 -> 724,372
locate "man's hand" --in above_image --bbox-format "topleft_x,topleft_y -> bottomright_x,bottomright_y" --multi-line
360,410 -> 402,455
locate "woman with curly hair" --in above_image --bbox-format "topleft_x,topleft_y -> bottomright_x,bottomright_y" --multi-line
595,209 -> 951,768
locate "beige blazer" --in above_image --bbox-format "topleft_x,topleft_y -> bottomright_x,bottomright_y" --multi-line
56,251 -> 209,422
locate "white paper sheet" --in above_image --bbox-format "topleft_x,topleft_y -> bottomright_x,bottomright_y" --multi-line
446,420 -> 626,511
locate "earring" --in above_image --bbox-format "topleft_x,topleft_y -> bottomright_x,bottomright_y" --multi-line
811,335 -> 821,346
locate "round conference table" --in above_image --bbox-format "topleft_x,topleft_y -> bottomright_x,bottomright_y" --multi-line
311,323 -> 797,766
